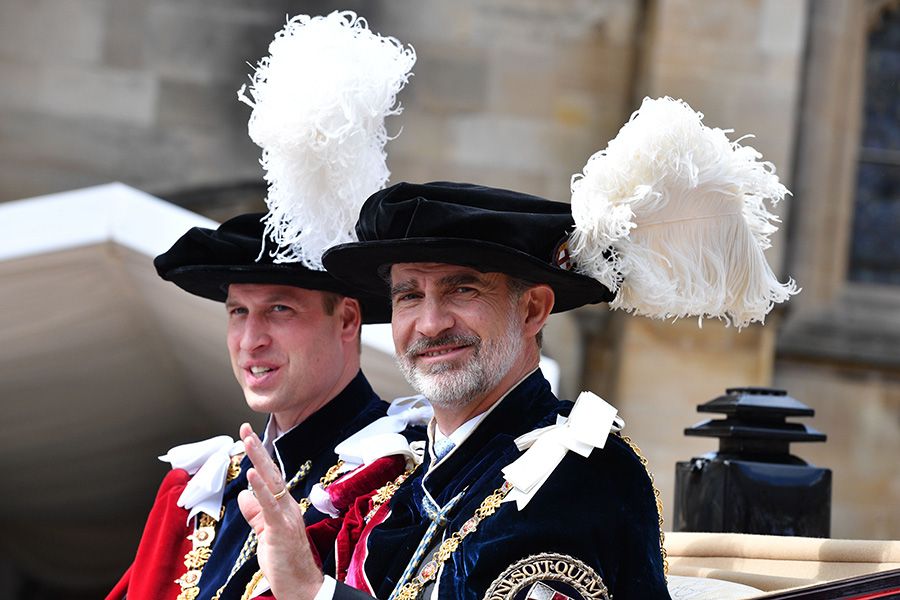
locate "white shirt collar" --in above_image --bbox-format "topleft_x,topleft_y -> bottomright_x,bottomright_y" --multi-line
261,415 -> 294,476
428,412 -> 487,464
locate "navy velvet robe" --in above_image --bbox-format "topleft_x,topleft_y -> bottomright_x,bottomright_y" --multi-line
197,371 -> 387,600
335,371 -> 670,600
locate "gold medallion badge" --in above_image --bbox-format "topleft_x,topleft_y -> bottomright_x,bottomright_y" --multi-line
483,553 -> 610,600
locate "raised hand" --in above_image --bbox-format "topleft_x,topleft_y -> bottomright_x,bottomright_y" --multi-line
237,423 -> 324,600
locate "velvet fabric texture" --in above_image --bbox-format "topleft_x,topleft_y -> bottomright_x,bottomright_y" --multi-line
195,372 -> 386,600
332,371 -> 670,600
105,469 -> 193,600
321,182 -> 615,318
109,372 -> 389,600
154,212 -> 390,323
307,455 -> 412,583
305,455 -> 411,571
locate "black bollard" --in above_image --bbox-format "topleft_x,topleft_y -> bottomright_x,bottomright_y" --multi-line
673,387 -> 831,537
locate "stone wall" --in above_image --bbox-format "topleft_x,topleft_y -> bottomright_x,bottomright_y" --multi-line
595,0 -> 813,535
0,0 -> 328,205
0,0 -> 640,209
377,0 -> 643,203
774,0 -> 900,540
1,3 -> 899,596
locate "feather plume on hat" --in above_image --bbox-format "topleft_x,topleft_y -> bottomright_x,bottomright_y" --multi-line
238,11 -> 416,269
569,97 -> 798,328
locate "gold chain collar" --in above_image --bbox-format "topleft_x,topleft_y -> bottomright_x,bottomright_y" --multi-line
393,480 -> 514,600
616,433 -> 668,576
186,434 -> 667,600
365,464 -> 420,522
391,433 -> 668,600
234,459 -> 348,600
175,455 -> 325,600
174,453 -> 244,600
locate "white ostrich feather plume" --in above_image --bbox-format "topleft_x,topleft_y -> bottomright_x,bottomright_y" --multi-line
569,97 -> 799,328
238,11 -> 416,269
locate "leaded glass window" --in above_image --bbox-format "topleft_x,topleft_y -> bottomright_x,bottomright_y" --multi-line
848,8 -> 900,284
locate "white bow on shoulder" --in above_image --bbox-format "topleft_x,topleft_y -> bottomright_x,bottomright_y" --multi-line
334,395 -> 433,466
308,395 -> 433,517
158,435 -> 245,524
502,391 -> 624,510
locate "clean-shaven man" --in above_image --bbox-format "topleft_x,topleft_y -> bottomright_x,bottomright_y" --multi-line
108,214 -> 404,600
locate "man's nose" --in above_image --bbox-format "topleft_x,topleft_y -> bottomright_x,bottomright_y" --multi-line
240,313 -> 271,351
415,297 -> 455,338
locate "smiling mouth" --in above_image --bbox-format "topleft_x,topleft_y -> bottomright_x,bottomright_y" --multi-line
418,345 -> 469,358
244,365 -> 280,384
407,334 -> 481,363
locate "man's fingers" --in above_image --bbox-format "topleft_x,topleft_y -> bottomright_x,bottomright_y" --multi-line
241,423 -> 287,496
247,467 -> 281,514
239,470 -> 285,538
237,488 -> 263,533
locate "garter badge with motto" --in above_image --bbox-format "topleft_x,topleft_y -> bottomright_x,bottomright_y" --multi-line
482,553 -> 610,600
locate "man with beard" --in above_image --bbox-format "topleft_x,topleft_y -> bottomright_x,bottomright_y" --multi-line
107,214 -> 418,600
233,182 -> 671,600
225,95 -> 798,600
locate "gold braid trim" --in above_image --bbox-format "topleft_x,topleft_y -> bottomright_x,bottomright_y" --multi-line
616,433 -> 668,576
211,459 -> 313,600
174,453 -> 244,600
240,570 -> 267,600
389,433 -> 667,600
393,481 -> 515,600
320,459 -> 347,486
366,465 -> 419,522
226,432 -> 669,600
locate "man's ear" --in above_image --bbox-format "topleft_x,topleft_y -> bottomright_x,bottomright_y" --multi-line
522,284 -> 554,338
339,297 -> 363,342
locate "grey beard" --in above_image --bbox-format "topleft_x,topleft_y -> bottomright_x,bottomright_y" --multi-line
396,317 -> 523,410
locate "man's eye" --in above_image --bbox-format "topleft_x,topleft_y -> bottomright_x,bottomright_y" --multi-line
272,304 -> 291,312
228,307 -> 248,316
455,286 -> 476,294
394,293 -> 420,303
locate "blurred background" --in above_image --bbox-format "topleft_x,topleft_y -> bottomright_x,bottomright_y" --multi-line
0,0 -> 898,597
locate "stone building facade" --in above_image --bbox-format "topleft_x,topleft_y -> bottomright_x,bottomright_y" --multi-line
0,0 -> 898,595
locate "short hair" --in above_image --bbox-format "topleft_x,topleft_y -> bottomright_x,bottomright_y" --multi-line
506,276 -> 544,349
320,291 -> 342,315
320,291 -> 363,352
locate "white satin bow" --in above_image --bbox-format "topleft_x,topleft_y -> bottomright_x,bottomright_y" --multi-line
158,435 -> 245,524
308,396 -> 433,517
334,395 -> 433,466
502,391 -> 624,510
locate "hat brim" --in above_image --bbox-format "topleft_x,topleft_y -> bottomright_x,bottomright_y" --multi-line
322,237 -> 614,316
162,264 -> 391,325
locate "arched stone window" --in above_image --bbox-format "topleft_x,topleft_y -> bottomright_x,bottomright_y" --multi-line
780,0 -> 900,366
848,7 -> 900,285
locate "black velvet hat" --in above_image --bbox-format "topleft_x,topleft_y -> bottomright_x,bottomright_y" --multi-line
154,213 -> 390,323
321,182 -> 615,315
